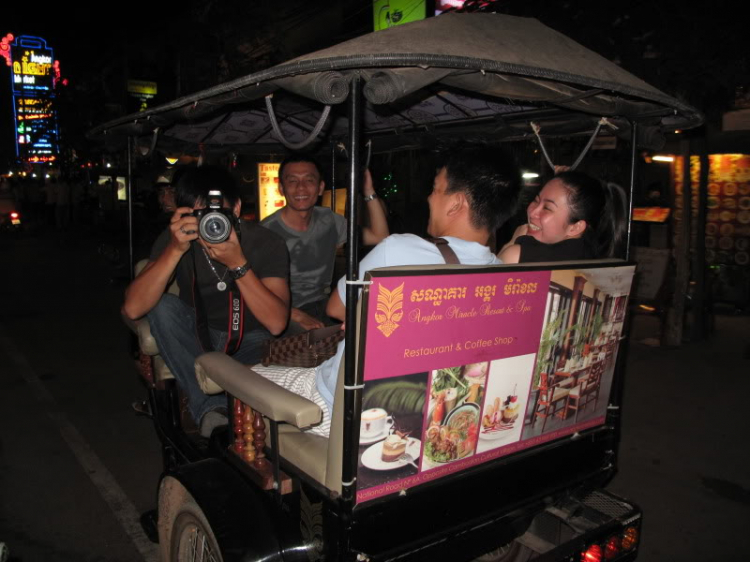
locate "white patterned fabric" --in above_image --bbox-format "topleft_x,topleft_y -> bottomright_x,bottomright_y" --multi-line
251,364 -> 331,437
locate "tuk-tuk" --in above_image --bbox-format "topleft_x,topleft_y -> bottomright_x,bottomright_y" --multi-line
89,13 -> 702,562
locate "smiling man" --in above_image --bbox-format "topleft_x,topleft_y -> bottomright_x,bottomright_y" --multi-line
261,154 -> 389,333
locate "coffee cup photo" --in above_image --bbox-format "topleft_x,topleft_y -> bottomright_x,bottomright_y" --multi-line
361,408 -> 393,436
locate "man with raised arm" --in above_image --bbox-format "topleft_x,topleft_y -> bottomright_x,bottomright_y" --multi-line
254,144 -> 520,437
261,154 -> 388,333
122,166 -> 290,437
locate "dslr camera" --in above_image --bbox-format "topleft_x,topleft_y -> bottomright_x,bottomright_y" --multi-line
185,190 -> 237,244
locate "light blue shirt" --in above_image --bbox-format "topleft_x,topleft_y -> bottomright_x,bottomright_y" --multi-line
315,234 -> 501,410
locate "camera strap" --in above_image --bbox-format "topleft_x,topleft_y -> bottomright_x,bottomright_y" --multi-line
191,246 -> 245,356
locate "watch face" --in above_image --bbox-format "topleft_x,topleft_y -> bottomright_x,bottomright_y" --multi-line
231,264 -> 249,279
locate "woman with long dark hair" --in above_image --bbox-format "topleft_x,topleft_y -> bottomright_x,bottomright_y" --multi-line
498,170 -> 627,263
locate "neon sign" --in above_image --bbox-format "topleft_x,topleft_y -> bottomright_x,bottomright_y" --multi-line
0,34 -> 13,66
10,36 -> 56,93
5,35 -> 60,163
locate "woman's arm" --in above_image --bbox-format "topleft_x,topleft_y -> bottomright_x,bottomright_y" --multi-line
497,244 -> 521,264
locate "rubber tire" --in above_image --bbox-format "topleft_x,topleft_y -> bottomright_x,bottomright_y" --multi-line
170,496 -> 224,562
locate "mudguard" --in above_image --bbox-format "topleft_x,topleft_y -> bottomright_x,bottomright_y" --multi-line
160,458 -> 283,562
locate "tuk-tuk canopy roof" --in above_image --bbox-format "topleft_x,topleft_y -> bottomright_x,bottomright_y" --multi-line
88,13 -> 703,155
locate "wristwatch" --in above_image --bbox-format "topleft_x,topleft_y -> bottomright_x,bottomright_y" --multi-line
229,262 -> 250,280
363,192 -> 378,202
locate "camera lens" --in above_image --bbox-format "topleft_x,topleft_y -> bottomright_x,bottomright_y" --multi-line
199,211 -> 231,243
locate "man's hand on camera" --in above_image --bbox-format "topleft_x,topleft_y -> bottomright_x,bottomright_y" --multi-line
170,207 -> 199,253
199,227 -> 247,270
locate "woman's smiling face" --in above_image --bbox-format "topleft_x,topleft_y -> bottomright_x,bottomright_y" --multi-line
526,178 -> 584,244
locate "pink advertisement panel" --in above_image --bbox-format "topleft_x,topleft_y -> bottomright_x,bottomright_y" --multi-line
355,265 -> 635,504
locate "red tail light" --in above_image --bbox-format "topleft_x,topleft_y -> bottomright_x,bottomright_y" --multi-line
10,212 -> 19,219
604,536 -> 621,560
581,544 -> 603,562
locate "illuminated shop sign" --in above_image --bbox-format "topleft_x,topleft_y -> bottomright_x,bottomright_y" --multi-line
434,0 -> 465,15
14,97 -> 58,162
373,0 -> 426,31
5,35 -> 60,163
257,163 -> 284,221
127,79 -> 158,112
10,36 -> 55,93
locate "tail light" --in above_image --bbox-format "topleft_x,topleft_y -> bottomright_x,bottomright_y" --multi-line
581,524 -> 639,562
621,526 -> 639,551
604,536 -> 621,560
581,544 -> 603,562
10,212 -> 19,219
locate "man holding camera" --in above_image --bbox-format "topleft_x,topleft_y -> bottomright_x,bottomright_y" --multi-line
261,154 -> 388,333
123,166 -> 290,437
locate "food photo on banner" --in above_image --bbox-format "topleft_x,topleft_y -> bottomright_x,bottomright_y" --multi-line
354,264 -> 635,504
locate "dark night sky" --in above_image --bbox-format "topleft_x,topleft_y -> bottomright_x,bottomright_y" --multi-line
2,3 -> 183,163
4,4 -> 178,80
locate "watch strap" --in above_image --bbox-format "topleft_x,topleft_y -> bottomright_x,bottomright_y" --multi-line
230,262 -> 250,280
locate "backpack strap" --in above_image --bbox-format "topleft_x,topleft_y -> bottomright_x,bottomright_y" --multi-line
427,237 -> 460,264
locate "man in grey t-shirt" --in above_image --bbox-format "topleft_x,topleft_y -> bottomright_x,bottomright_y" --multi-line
261,154 -> 389,333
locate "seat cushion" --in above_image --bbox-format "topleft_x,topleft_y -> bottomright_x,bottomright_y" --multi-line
276,428 -> 329,485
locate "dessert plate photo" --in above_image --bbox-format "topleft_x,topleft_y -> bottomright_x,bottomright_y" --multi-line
361,438 -> 422,471
359,422 -> 395,445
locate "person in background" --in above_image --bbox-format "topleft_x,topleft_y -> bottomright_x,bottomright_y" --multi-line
261,154 -> 389,334
497,170 -> 627,263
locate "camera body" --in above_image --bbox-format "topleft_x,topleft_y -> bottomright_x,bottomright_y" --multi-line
185,190 -> 236,244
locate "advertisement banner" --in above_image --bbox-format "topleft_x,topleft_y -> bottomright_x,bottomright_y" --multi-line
355,264 -> 635,504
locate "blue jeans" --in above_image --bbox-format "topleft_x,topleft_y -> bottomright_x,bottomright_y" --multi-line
147,294 -> 270,423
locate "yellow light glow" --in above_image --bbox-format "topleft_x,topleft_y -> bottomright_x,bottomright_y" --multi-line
522,172 -> 540,179
652,155 -> 674,162
165,157 -> 179,165
257,163 -> 284,221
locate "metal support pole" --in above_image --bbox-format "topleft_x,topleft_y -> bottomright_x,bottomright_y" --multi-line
625,122 -> 638,261
330,142 -> 337,212
664,140 -> 692,346
127,136 -> 134,280
342,74 -> 362,509
691,140 -> 709,340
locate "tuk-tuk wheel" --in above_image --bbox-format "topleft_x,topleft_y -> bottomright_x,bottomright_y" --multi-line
169,495 -> 223,562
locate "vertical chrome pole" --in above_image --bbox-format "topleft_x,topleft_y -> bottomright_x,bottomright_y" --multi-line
342,73 -> 362,509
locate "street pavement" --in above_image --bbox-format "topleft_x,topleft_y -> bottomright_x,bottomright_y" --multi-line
0,226 -> 748,562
